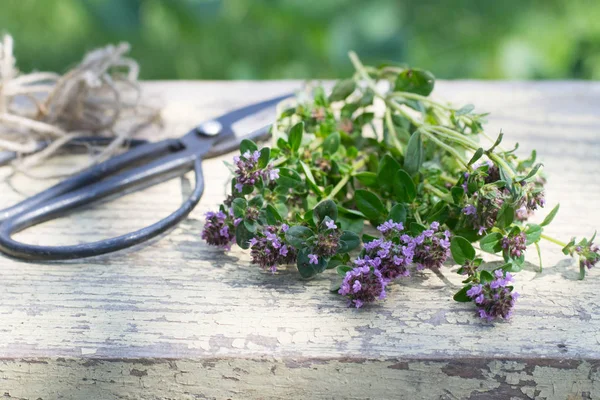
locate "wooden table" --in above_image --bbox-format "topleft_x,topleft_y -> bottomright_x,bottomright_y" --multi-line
1,81 -> 599,399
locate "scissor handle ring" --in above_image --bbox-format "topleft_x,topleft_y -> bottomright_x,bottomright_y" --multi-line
0,159 -> 204,261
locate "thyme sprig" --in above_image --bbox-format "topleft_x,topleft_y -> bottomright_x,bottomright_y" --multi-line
202,52 -> 598,321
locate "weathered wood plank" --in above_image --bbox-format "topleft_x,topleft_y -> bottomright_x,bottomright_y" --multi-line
0,81 -> 599,399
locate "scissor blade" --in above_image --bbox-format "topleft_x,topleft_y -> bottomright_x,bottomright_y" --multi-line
212,93 -> 292,128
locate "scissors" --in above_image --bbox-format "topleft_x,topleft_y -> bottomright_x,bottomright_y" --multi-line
0,93 -> 291,261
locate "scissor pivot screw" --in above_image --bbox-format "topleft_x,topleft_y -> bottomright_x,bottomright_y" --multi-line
195,120 -> 222,137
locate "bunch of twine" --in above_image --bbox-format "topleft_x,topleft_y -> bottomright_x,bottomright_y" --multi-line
0,34 -> 160,179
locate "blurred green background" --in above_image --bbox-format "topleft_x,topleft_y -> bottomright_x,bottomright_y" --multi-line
2,0 -> 600,80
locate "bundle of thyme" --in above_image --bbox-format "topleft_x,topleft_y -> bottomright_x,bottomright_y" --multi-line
202,52 -> 598,321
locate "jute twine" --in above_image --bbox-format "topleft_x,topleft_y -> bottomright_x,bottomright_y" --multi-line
0,34 -> 160,179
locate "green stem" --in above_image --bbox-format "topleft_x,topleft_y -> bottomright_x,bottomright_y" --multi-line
390,91 -> 452,111
488,153 -> 516,178
423,182 -> 453,203
349,51 -> 422,126
428,126 -> 480,150
540,234 -> 568,248
421,130 -> 470,170
325,158 -> 367,200
384,109 -> 404,155
414,209 -> 423,224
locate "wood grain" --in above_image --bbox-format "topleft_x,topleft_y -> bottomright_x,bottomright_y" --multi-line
0,81 -> 599,399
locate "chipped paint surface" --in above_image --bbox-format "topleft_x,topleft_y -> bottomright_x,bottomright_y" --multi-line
0,358 -> 598,399
0,82 -> 599,398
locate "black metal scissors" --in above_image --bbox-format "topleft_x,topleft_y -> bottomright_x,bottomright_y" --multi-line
0,93 -> 291,261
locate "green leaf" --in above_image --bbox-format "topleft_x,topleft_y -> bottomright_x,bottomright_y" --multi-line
393,169 -> 417,203
362,233 -> 378,243
248,195 -> 263,208
404,131 -> 423,176
258,147 -> 270,168
336,265 -> 352,277
377,154 -> 402,191
479,270 -> 493,283
410,222 -> 427,235
525,224 -> 542,245
354,171 -> 378,187
453,286 -> 473,302
354,112 -> 375,127
496,204 -> 515,229
297,248 -> 327,278
341,103 -> 360,118
277,167 -> 303,188
235,223 -> 254,249
468,148 -> 484,166
232,198 -> 247,219
300,161 -> 322,195
501,262 -> 522,273
451,236 -> 476,265
322,132 -> 341,154
329,79 -> 356,102
240,139 -> 258,154
338,231 -> 360,253
354,190 -> 386,221
314,200 -> 338,224
288,122 -> 303,152
540,204 -> 560,227
326,256 -> 345,270
455,104 -> 474,116
451,186 -> 465,203
426,201 -> 449,224
285,226 -> 314,249
519,163 -> 543,182
244,219 -> 258,233
265,204 -> 282,225
388,203 -> 407,224
480,232 -> 503,253
395,68 -> 435,96
337,215 -> 364,234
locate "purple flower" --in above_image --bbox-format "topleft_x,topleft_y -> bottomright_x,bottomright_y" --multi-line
567,237 -> 600,270
502,232 -> 527,259
233,148 -> 279,193
463,187 -> 506,235
412,222 -> 451,270
467,269 -> 518,321
466,284 -> 482,297
249,224 -> 297,272
463,205 -> 477,216
339,266 -> 387,308
377,219 -> 403,235
312,228 -> 342,258
266,166 -> 280,181
308,254 -> 319,264
202,210 -> 236,250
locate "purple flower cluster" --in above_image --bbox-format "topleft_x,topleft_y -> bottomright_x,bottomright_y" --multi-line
516,185 -> 546,221
202,210 -> 240,250
467,270 -> 518,321
356,220 -> 412,280
339,266 -> 387,308
340,221 -> 450,308
502,231 -> 527,259
311,221 -> 342,259
233,150 -> 280,193
576,241 -> 600,270
413,222 -> 451,270
249,224 -> 297,273
462,188 -> 505,235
